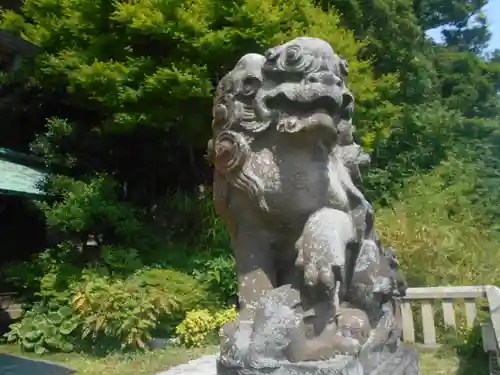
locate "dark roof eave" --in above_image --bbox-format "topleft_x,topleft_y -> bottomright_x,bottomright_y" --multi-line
0,148 -> 49,198
0,30 -> 41,57
0,148 -> 46,170
0,189 -> 49,200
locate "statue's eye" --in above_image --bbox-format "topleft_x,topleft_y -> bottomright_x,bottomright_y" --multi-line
284,44 -> 302,65
241,76 -> 261,96
220,78 -> 235,93
323,73 -> 343,86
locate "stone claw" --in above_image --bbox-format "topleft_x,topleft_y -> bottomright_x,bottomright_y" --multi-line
334,337 -> 362,356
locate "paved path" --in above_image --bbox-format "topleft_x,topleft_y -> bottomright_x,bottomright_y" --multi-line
156,354 -> 218,375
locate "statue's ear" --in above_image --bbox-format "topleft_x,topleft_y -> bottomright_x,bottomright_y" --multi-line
340,58 -> 349,79
206,139 -> 215,163
264,47 -> 280,61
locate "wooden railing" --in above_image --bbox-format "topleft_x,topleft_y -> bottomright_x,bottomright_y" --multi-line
402,285 -> 500,353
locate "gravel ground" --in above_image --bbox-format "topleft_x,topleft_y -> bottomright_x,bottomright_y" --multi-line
156,354 -> 219,375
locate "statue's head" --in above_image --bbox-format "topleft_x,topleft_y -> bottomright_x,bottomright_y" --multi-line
208,38 -> 366,212
211,37 -> 355,144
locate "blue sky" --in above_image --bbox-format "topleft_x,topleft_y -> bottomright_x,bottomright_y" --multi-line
486,0 -> 500,50
427,0 -> 500,51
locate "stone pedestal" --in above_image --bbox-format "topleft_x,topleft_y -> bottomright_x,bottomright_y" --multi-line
217,345 -> 419,375
366,345 -> 419,375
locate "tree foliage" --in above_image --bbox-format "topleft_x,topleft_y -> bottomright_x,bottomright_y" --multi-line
0,0 -> 500,353
414,0 -> 487,30
0,0 -> 401,203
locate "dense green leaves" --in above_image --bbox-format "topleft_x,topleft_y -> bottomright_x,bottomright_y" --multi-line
2,0 -> 400,143
414,0 -> 486,30
1,0 -> 500,354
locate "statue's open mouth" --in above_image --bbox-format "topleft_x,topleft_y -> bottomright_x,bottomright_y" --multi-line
265,93 -> 340,116
263,87 -> 353,118
257,88 -> 353,134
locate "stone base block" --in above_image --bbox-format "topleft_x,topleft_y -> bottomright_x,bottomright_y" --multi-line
217,345 -> 419,375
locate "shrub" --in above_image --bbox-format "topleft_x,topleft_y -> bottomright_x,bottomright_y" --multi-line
4,266 -> 212,353
133,268 -> 214,336
70,268 -> 208,350
70,274 -> 172,349
133,268 -> 210,311
214,306 -> 238,329
5,303 -> 78,354
1,261 -> 43,297
176,309 -> 215,348
144,191 -> 236,305
439,322 -> 486,359
377,156 -> 500,287
176,306 -> 237,348
191,251 -> 236,306
100,246 -> 143,275
454,323 -> 485,359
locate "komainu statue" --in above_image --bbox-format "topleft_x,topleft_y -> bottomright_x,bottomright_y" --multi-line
207,37 -> 419,375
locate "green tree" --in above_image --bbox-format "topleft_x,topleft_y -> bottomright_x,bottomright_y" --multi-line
0,0 -> 406,351
314,0 -> 500,205
1,0 -> 500,354
0,0 -> 401,180
0,0 -> 401,298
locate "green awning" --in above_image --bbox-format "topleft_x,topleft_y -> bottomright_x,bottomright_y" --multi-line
0,148 -> 47,198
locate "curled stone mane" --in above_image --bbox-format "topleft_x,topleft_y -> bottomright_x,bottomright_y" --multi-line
208,53 -> 269,212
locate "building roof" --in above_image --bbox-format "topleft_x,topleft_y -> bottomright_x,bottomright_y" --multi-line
0,148 -> 47,198
0,30 -> 40,57
1,0 -> 22,11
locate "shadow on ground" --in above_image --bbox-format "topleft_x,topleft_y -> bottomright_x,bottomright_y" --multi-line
0,354 -> 75,375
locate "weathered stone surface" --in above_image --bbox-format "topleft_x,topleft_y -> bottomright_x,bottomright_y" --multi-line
207,36 -> 419,374
155,346 -> 418,375
217,345 -> 419,375
217,355 -> 363,375
364,345 -> 419,375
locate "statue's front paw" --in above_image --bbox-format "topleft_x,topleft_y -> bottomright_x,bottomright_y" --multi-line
220,320 -> 237,338
334,337 -> 361,356
295,244 -> 338,292
295,208 -> 355,294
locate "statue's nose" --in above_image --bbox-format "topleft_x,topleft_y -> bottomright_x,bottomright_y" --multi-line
305,72 -> 343,86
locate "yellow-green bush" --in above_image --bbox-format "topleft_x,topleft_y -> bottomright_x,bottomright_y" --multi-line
176,309 -> 215,348
214,307 -> 238,329
176,306 -> 237,348
377,157 -> 500,287
133,268 -> 212,311
70,268 -> 209,350
71,274 -> 174,349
